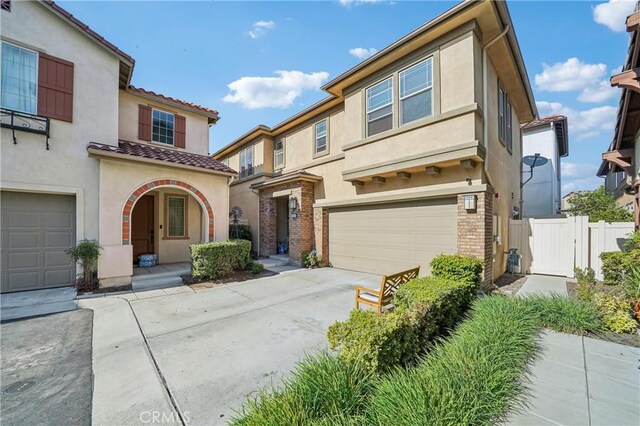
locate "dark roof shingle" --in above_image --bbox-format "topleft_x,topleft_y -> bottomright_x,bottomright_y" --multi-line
87,140 -> 236,174
129,86 -> 219,120
521,115 -> 566,130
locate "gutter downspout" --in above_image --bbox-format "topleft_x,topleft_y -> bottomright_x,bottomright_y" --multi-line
482,24 -> 510,190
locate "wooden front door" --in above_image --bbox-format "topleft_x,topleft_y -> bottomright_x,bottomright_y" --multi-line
131,194 -> 155,263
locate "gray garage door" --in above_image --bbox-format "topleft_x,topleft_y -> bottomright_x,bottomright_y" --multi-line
328,198 -> 457,276
1,191 -> 76,293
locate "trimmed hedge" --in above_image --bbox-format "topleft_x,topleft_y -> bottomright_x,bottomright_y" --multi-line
327,276 -> 477,372
190,240 -> 251,279
229,224 -> 253,243
430,254 -> 484,285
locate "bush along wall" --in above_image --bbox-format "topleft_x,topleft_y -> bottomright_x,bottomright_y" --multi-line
190,240 -> 251,280
430,254 -> 484,285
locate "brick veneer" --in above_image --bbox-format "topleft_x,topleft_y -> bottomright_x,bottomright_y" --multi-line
313,206 -> 329,265
258,180 -> 317,266
457,191 -> 493,287
122,179 -> 214,244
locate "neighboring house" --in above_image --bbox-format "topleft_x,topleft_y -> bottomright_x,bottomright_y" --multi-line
598,5 -> 640,230
599,169 -> 636,212
561,191 -> 585,213
520,115 -> 568,217
213,0 -> 537,285
0,0 -> 235,293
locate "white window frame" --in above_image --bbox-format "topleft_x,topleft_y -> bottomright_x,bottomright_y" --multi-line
274,139 -> 285,169
314,119 -> 328,155
240,145 -> 254,179
166,195 -> 187,238
366,76 -> 393,137
1,41 -> 39,114
151,108 -> 175,146
399,57 -> 433,126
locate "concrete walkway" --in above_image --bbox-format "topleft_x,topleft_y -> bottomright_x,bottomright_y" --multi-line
81,267 -> 380,425
517,274 -> 568,297
509,330 -> 640,425
1,287 -> 77,322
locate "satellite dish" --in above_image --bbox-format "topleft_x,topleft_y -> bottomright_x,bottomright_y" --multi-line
522,154 -> 549,168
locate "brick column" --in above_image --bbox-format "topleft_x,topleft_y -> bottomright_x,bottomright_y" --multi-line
259,194 -> 277,256
288,181 -> 315,266
457,191 -> 493,288
313,206 -> 329,266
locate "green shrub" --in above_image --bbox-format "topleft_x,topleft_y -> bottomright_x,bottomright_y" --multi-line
303,249 -> 322,268
600,250 -> 640,285
622,264 -> 640,302
190,240 -> 251,279
327,276 -> 477,372
592,293 -> 637,334
369,296 -> 540,426
245,260 -> 265,275
574,267 -> 596,302
229,224 -> 253,242
430,254 -> 484,285
519,294 -> 600,334
66,239 -> 102,291
232,352 -> 373,425
623,230 -> 640,251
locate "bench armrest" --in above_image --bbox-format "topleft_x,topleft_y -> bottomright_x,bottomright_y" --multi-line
355,286 -> 379,296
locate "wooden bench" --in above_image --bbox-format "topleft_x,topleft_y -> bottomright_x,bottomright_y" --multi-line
354,266 -> 420,313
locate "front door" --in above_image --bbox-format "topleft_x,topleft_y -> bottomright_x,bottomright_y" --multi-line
131,194 -> 154,263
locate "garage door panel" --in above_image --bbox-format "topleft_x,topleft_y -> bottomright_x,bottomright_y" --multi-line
1,192 -> 76,293
329,198 -> 457,276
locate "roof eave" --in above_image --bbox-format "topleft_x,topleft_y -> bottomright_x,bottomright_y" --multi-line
126,87 -> 220,122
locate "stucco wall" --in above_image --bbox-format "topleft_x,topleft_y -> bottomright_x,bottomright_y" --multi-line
522,126 -> 561,216
229,178 -> 262,251
118,90 -> 211,156
0,1 -> 120,245
97,159 -> 230,282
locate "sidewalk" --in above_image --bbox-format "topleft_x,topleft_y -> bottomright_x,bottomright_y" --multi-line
517,274 -> 568,297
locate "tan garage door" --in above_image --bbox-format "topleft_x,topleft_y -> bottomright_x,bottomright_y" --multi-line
1,191 -> 76,293
328,198 -> 457,275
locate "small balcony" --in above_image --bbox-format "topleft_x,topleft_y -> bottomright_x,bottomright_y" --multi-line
0,107 -> 51,149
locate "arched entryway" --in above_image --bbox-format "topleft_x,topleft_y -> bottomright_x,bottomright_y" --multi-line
122,179 -> 214,264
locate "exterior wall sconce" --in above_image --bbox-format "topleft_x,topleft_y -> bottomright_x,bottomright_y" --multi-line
289,196 -> 299,219
464,194 -> 477,211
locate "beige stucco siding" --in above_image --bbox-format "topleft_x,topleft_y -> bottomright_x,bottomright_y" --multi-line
0,1 -> 120,245
118,91 -> 211,156
229,179 -> 262,250
440,33 -> 475,113
97,159 -> 230,282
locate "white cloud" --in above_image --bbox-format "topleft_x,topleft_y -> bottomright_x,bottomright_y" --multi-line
536,101 -> 617,140
248,20 -> 276,39
578,79 -> 619,102
535,58 -> 607,92
339,0 -> 382,6
593,0 -> 636,32
561,161 -> 603,195
349,47 -> 378,60
223,70 -> 329,109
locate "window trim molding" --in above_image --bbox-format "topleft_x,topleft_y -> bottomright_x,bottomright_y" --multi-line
240,144 -> 255,179
1,40 -> 39,115
365,76 -> 394,137
163,193 -> 189,240
274,138 -> 285,170
151,107 -> 175,146
398,56 -> 434,126
313,118 -> 329,158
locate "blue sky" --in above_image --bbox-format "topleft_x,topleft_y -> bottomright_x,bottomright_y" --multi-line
58,0 -> 635,194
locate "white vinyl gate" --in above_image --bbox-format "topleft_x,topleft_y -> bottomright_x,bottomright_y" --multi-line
509,216 -> 634,279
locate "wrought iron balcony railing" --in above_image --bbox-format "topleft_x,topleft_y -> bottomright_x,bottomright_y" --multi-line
1,107 -> 51,150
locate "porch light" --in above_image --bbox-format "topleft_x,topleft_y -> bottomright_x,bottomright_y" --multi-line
288,197 -> 298,212
464,194 -> 477,211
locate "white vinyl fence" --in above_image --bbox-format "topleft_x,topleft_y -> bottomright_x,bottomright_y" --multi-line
509,216 -> 634,279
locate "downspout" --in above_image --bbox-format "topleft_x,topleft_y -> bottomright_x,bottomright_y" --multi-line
482,24 -> 510,189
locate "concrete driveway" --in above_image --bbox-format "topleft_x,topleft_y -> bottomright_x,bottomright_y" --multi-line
80,267 -> 380,425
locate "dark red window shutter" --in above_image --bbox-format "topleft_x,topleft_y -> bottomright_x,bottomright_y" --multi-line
175,114 -> 186,148
37,53 -> 73,122
138,105 -> 152,141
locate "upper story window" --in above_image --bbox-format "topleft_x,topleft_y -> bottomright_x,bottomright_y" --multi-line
399,58 -> 433,125
274,139 -> 285,169
152,109 -> 175,145
315,120 -> 327,155
366,77 -> 393,137
498,82 -> 512,153
240,145 -> 254,179
1,42 -> 38,114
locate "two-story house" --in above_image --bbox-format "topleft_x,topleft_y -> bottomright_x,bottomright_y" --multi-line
598,5 -> 640,229
214,0 -> 537,285
1,0 -> 235,292
521,115 -> 568,217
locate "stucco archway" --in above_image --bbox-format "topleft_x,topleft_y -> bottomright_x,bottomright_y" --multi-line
122,178 -> 214,244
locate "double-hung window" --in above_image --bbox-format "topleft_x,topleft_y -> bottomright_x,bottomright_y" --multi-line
152,109 -> 175,145
314,120 -> 327,155
274,139 -> 285,169
166,195 -> 187,238
399,58 -> 433,125
498,83 -> 512,153
1,42 -> 38,114
240,146 -> 254,179
366,77 -> 393,136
